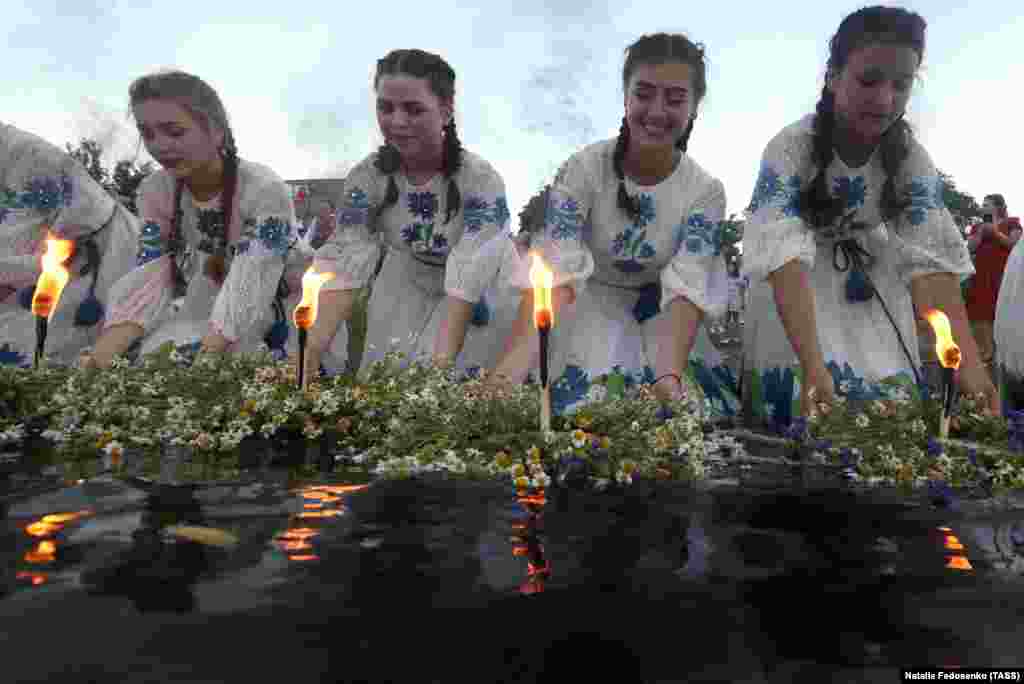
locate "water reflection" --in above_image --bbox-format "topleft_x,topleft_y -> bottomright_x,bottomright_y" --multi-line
272,484 -> 367,563
15,509 -> 93,588
79,486 -> 215,613
937,527 -> 974,572
512,490 -> 550,595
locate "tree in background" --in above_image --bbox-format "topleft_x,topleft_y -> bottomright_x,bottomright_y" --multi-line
938,170 -> 981,239
720,213 -> 744,273
110,159 -> 155,214
65,138 -> 153,215
65,138 -> 108,188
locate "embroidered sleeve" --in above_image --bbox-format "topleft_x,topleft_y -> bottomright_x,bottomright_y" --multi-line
742,131 -> 816,283
519,153 -> 596,295
444,165 -> 511,302
661,178 -> 729,315
104,174 -> 176,333
314,157 -> 382,292
889,142 -> 974,285
210,178 -> 296,343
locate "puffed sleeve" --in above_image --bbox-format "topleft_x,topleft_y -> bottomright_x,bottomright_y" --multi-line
444,162 -> 511,302
313,157 -> 382,292
741,130 -> 816,284
888,141 -> 974,285
661,177 -> 729,316
209,177 -> 296,343
520,152 -> 596,296
103,173 -> 176,332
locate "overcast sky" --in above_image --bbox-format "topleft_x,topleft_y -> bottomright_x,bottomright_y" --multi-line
3,0 -> 1021,226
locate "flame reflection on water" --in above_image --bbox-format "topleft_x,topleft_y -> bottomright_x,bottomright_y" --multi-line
271,484 -> 368,563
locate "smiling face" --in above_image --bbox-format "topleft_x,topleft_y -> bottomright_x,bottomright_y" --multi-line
133,99 -> 224,179
624,62 -> 696,149
375,75 -> 450,167
828,43 -> 919,144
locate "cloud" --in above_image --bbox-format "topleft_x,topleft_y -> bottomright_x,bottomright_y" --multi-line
69,97 -> 149,166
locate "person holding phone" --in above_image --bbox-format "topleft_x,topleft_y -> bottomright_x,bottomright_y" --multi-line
966,194 -> 1021,368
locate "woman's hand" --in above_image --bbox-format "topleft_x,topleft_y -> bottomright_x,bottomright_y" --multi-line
199,332 -> 230,354
652,374 -> 687,405
801,364 -> 836,417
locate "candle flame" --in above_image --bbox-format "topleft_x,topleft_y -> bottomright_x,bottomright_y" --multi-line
31,234 -> 74,320
293,267 -> 335,330
923,309 -> 961,370
529,252 -> 554,329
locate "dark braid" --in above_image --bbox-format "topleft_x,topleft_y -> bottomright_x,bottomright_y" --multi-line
371,49 -> 462,225
373,143 -> 401,222
616,33 -> 708,223
800,6 -> 926,230
613,117 -> 641,223
203,126 -> 239,284
441,119 -> 463,224
878,117 -> 912,221
799,87 -> 847,228
169,178 -> 187,297
677,118 -> 694,153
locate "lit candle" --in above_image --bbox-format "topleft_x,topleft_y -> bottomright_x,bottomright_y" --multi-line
292,266 -> 335,389
924,309 -> 961,439
529,253 -> 554,433
31,234 -> 75,368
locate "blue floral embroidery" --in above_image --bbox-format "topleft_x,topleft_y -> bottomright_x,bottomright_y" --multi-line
904,175 -> 945,226
408,191 -> 438,221
760,367 -> 799,429
401,222 -> 449,257
136,220 -> 163,266
611,226 -> 657,273
195,208 -> 227,255
546,194 -> 583,241
462,195 -> 491,234
690,359 -> 740,417
339,186 -> 370,226
257,217 -> 292,254
634,193 -> 656,228
676,212 -> 722,257
0,343 -> 29,367
833,176 -> 867,209
493,196 -> 510,226
20,174 -> 73,212
551,364 -> 593,415
747,163 -> 802,217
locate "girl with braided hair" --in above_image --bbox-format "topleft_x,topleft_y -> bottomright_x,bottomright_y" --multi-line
490,33 -> 738,417
741,6 -> 996,428
84,70 -> 304,367
0,122 -> 141,365
304,49 -> 513,381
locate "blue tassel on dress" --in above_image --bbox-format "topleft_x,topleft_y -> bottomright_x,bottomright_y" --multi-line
845,269 -> 874,302
74,293 -> 104,326
633,282 -> 661,324
471,297 -> 490,327
264,319 -> 289,352
17,285 -> 35,311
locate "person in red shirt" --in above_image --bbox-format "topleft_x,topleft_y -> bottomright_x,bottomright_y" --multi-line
966,193 -> 1021,367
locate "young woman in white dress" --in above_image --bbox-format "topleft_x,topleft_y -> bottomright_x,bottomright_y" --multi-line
995,223 -> 1024,413
302,49 -> 514,383
83,70 -> 308,367
0,122 -> 140,366
490,32 -> 738,417
741,6 -> 998,429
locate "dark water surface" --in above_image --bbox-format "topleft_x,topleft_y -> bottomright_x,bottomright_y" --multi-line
2,438 -> 1023,683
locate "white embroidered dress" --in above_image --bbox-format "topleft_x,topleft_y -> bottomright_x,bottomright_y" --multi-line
995,240 -> 1024,398
313,149 -> 515,373
520,139 -> 736,416
1,122 -> 140,365
104,159 -> 310,358
742,115 -> 973,426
